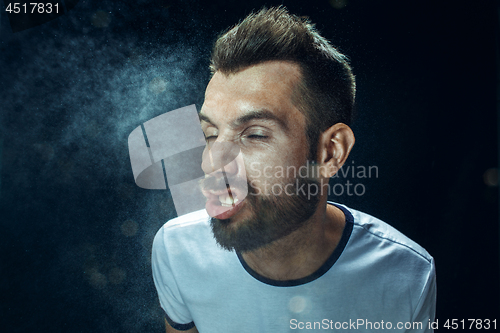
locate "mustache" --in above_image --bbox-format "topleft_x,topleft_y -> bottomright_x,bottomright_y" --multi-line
200,175 -> 249,193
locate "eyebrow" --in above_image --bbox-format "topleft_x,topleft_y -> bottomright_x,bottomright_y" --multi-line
199,109 -> 288,131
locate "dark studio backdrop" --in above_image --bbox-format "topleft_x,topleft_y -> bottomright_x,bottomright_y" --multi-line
0,0 -> 497,332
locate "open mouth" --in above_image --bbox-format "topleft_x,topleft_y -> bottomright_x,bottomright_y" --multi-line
218,191 -> 239,207
202,186 -> 247,219
200,169 -> 249,219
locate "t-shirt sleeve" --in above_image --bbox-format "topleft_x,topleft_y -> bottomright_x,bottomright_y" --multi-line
152,226 -> 195,329
409,257 -> 437,332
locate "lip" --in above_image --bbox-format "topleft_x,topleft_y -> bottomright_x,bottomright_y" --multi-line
205,195 -> 246,219
201,180 -> 248,219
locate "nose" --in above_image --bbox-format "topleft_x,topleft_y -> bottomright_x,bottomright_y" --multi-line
201,141 -> 241,177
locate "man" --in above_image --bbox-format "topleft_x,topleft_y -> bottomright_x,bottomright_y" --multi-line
152,7 -> 436,333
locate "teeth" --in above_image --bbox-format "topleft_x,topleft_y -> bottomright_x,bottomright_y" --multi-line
218,193 -> 238,207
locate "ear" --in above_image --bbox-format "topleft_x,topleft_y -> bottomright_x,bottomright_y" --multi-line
316,123 -> 355,178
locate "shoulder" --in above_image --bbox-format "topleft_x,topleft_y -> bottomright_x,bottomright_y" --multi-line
153,209 -> 212,255
333,203 -> 436,311
152,209 -> 234,282
338,203 -> 433,264
331,202 -> 434,285
332,203 -> 436,322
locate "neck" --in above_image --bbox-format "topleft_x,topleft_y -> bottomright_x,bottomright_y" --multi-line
240,199 -> 346,281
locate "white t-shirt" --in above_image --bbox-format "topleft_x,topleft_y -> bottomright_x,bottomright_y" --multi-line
152,203 -> 436,332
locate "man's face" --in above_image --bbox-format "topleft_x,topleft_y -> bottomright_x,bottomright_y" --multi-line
199,61 -> 321,252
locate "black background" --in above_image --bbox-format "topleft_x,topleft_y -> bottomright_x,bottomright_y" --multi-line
1,0 -> 498,332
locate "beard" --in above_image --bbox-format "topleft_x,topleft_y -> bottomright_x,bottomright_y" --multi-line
209,176 -> 321,253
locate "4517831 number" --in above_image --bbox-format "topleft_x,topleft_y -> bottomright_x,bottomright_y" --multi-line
443,319 -> 496,330
5,3 -> 59,14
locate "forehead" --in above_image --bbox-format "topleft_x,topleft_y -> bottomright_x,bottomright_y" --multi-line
201,61 -> 306,130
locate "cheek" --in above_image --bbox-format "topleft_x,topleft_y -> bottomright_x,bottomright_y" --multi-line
241,133 -> 309,182
244,153 -> 302,186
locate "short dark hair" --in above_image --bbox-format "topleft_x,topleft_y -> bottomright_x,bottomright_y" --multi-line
210,6 -> 356,160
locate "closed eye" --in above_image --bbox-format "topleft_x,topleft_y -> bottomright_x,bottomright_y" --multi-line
205,135 -> 217,143
246,134 -> 268,140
